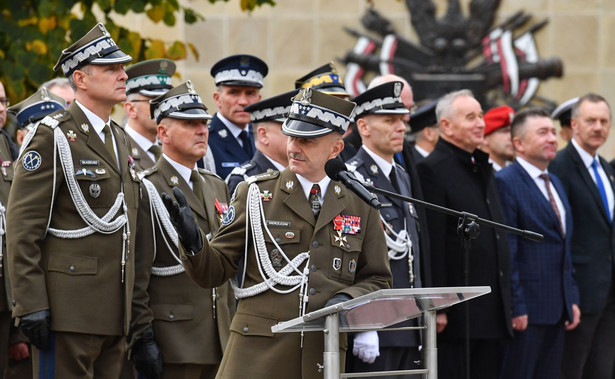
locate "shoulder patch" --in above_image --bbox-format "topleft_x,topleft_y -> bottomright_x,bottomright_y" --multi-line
246,170 -> 279,184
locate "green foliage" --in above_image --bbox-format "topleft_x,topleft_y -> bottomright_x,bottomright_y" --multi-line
0,0 -> 274,101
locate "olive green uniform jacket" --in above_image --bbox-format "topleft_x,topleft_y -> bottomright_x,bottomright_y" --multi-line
132,157 -> 234,365
181,168 -> 392,379
7,103 -> 141,336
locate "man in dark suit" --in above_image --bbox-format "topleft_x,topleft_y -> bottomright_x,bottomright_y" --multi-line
549,93 -> 615,379
496,108 -> 580,379
7,23 -> 142,378
123,59 -> 176,170
207,54 -> 267,179
225,89 -> 297,195
345,81 -> 430,374
163,88 -> 392,378
416,89 -> 513,379
131,81 -> 235,379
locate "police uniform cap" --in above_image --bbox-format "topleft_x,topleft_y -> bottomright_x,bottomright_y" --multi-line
409,99 -> 438,133
351,81 -> 409,120
8,87 -> 66,129
281,88 -> 356,139
210,54 -> 268,88
126,59 -> 176,97
150,80 -> 211,124
53,22 -> 132,77
484,105 -> 515,135
551,97 -> 579,128
244,89 -> 299,123
295,62 -> 350,97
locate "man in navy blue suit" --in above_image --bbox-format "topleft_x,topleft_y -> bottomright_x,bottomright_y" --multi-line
495,108 -> 580,379
207,54 -> 268,179
549,93 -> 615,379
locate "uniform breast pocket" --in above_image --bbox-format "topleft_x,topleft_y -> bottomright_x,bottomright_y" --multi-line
74,166 -> 114,208
263,228 -> 302,270
328,233 -> 362,284
151,304 -> 194,322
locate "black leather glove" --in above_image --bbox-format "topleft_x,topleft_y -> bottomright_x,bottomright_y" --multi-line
161,187 -> 203,255
325,293 -> 352,308
20,310 -> 50,351
132,328 -> 163,379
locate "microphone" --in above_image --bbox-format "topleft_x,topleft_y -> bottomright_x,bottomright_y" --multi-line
325,159 -> 381,209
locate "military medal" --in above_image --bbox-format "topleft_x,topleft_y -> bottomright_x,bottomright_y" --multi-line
1,161 -> 10,177
67,130 -> 77,141
333,215 -> 361,235
89,183 -> 101,198
170,176 -> 179,185
334,230 -> 347,247
334,185 -> 341,195
80,123 -> 89,133
285,180 -> 294,190
370,164 -> 378,174
215,199 -> 229,223
261,190 -> 272,202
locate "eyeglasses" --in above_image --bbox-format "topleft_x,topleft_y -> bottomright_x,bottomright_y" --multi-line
0,98 -> 10,107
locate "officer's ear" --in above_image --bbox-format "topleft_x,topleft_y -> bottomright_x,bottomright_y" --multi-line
356,117 -> 369,138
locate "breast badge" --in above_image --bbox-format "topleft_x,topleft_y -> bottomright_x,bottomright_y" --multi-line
261,190 -> 272,202
89,183 -> 101,198
67,130 -> 77,141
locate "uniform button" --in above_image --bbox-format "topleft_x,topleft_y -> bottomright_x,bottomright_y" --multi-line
499,270 -> 504,277
311,264 -> 317,272
495,233 -> 500,240
275,237 -> 281,243
11,300 -> 15,306
312,241 -> 319,248
486,198 -> 491,205
169,312 -> 175,320
69,265 -> 75,272
243,326 -> 249,333
309,288 -> 316,295
346,244 -> 351,249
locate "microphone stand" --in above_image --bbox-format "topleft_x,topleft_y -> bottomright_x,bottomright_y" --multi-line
363,183 -> 543,379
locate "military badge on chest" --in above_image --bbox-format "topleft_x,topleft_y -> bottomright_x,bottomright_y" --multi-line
332,214 -> 361,235
1,160 -> 11,176
215,198 -> 230,224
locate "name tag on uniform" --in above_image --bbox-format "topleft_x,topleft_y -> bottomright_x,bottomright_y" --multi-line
221,162 -> 240,168
80,159 -> 100,166
267,220 -> 291,228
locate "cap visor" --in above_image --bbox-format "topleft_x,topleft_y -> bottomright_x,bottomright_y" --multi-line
218,80 -> 263,88
167,109 -> 212,120
90,50 -> 133,65
139,88 -> 170,98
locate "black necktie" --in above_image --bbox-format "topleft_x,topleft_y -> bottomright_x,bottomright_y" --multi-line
309,184 -> 321,218
148,144 -> 162,161
389,167 -> 401,193
239,130 -> 253,157
190,170 -> 205,207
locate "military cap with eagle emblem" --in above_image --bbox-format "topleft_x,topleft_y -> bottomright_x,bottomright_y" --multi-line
53,22 -> 132,77
244,89 -> 299,124
8,87 -> 66,129
149,80 -> 211,124
351,81 -> 409,119
210,54 -> 268,88
125,59 -> 176,97
295,62 -> 350,98
281,88 -> 356,139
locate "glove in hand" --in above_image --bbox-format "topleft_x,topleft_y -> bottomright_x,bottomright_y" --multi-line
161,187 -> 203,255
324,293 -> 352,308
20,310 -> 50,351
353,331 -> 380,364
132,328 -> 163,379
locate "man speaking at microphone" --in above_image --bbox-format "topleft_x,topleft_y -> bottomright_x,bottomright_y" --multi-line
162,88 -> 392,379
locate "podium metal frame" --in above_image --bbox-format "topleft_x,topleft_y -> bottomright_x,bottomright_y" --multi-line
272,286 -> 491,379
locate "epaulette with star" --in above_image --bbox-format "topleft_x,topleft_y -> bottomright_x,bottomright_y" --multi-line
246,170 -> 279,184
40,111 -> 70,129
137,166 -> 158,180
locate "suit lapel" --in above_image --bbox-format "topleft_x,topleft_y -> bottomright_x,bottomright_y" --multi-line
157,158 -> 208,220
113,123 -> 129,176
567,144 -> 610,223
280,169 -> 316,226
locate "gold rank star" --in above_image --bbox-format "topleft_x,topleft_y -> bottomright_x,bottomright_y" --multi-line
334,230 -> 347,247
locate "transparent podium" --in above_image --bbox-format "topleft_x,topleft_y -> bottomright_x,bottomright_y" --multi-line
272,286 -> 491,379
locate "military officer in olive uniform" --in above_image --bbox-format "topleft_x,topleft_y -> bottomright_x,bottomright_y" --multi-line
226,89 -> 298,195
5,87 -> 66,379
163,88 -> 392,379
130,81 -> 235,379
124,58 -> 176,170
7,23 -> 142,378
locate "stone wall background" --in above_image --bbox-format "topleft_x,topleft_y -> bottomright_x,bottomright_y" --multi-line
114,0 -> 615,157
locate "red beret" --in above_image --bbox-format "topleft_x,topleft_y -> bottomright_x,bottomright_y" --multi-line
484,105 -> 515,135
